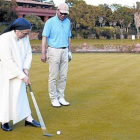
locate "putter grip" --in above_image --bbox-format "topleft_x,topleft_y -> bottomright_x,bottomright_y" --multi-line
28,84 -> 32,92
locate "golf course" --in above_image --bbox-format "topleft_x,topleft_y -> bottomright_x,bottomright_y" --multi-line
1,0 -> 140,138
1,52 -> 140,140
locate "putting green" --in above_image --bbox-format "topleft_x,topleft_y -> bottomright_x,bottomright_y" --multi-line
1,53 -> 140,140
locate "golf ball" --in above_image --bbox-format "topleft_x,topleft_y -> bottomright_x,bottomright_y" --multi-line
57,131 -> 61,135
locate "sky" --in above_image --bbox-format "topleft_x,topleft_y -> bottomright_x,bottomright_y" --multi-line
53,0 -> 140,7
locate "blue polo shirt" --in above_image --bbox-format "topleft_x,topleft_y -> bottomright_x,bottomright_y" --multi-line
42,14 -> 71,48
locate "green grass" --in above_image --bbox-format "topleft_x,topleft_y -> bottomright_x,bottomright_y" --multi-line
30,39 -> 42,45
2,53 -> 140,140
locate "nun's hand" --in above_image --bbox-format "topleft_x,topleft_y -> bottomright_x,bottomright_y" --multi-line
41,53 -> 47,63
22,76 -> 30,85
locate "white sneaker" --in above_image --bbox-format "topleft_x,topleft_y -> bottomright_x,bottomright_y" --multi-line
58,98 -> 70,106
51,99 -> 61,107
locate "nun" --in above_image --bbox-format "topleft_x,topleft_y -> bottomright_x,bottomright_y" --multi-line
0,18 -> 41,131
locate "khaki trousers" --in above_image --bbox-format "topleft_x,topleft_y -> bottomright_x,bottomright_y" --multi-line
47,47 -> 68,101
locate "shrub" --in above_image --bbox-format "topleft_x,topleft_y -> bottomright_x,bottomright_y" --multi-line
123,31 -> 128,39
93,27 -> 100,39
100,26 -> 115,39
0,24 -> 9,33
116,33 -> 121,39
24,14 -> 44,30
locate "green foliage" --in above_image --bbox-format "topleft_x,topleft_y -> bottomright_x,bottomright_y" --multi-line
123,31 -> 128,39
116,33 -> 120,39
100,26 -> 115,39
67,1 -> 136,39
38,30 -> 43,40
116,6 -> 134,28
0,0 -> 17,22
93,27 -> 101,39
81,29 -> 89,38
68,1 -> 97,38
136,1 -> 140,9
0,24 -> 8,33
24,14 -> 44,30
66,0 -> 84,6
0,0 -> 137,39
71,30 -> 78,38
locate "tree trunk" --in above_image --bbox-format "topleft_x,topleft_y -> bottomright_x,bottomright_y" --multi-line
137,28 -> 139,39
126,27 -> 128,33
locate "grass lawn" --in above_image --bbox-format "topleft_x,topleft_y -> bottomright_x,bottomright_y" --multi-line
1,53 -> 140,140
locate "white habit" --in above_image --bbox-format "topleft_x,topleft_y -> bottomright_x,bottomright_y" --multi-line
0,30 -> 32,124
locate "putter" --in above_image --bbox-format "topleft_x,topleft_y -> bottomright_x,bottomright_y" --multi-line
28,84 -> 53,137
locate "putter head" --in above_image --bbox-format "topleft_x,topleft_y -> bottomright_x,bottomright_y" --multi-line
43,134 -> 53,137
43,130 -> 53,137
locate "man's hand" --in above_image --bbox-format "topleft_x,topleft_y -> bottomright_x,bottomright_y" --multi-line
41,53 -> 47,63
68,52 -> 72,62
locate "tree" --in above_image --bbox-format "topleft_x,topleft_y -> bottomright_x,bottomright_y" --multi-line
65,0 -> 136,39
0,0 -> 17,22
99,16 -> 103,27
134,2 -> 140,39
68,0 -> 96,38
136,1 -> 140,9
66,0 -> 84,7
134,12 -> 140,39
95,4 -> 112,27
116,6 -> 133,32
110,4 -> 122,11
24,14 -> 44,30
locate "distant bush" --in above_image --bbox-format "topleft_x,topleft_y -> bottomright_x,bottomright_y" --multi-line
123,31 -> 128,39
38,30 -> 43,40
116,33 -> 121,39
25,14 -> 44,30
100,27 -> 115,39
0,24 -> 9,33
93,27 -> 100,39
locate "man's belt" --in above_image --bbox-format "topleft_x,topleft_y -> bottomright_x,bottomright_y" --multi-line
59,47 -> 67,49
49,46 -> 67,49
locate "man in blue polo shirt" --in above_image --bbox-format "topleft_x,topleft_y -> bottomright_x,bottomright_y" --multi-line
41,3 -> 72,107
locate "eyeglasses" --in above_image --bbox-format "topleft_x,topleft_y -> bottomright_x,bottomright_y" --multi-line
20,30 -> 30,36
60,12 -> 68,16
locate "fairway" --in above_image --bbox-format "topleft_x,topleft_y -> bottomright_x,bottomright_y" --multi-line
1,53 -> 140,140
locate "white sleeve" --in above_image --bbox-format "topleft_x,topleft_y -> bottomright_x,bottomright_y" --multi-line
23,36 -> 32,70
0,34 -> 26,80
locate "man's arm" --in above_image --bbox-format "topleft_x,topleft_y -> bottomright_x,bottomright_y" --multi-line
68,38 -> 72,62
68,38 -> 71,52
41,36 -> 47,63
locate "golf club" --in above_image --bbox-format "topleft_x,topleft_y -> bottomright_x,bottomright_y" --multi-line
28,84 -> 53,137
